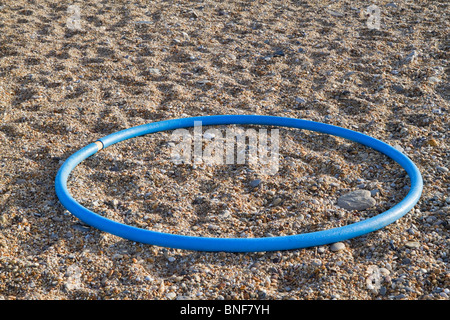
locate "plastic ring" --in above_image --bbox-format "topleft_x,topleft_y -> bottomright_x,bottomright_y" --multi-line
55,115 -> 423,252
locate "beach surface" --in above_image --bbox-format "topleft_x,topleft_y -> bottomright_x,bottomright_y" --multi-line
0,0 -> 448,300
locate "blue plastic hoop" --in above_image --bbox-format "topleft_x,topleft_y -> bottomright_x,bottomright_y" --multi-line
55,115 -> 423,252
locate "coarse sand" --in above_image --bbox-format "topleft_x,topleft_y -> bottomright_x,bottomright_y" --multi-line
0,0 -> 448,301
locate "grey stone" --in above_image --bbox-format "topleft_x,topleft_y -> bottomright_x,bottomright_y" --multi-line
272,197 -> 282,206
148,68 -> 161,75
402,258 -> 411,265
392,84 -> 405,93
249,179 -> 261,188
402,50 -> 418,64
295,97 -> 306,104
337,190 -> 376,211
72,224 -> 90,232
386,2 -> 397,7
330,242 -> 346,252
405,241 -> 420,249
437,166 -> 448,172
273,49 -> 285,57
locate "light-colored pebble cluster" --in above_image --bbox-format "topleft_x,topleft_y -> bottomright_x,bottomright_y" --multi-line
0,0 -> 448,300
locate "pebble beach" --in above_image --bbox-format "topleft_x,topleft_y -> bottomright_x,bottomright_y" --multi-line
0,0 -> 448,301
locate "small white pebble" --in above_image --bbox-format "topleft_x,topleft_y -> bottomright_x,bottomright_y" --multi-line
148,68 -> 161,75
203,132 -> 215,139
166,292 -> 177,300
272,198 -> 282,206
405,241 -> 420,249
311,259 -> 322,266
379,268 -> 390,276
330,242 -> 346,252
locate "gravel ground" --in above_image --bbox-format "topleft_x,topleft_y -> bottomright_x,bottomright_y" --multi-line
0,0 -> 448,301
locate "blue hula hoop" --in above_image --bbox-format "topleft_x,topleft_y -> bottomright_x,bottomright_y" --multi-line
55,115 -> 423,252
